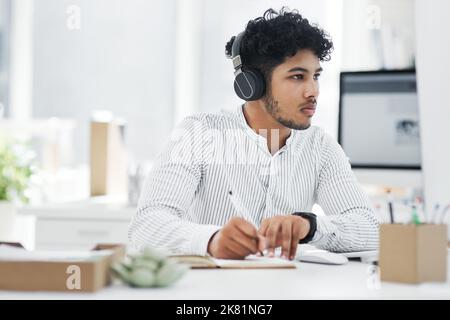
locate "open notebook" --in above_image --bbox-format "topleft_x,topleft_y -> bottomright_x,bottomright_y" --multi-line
169,254 -> 296,269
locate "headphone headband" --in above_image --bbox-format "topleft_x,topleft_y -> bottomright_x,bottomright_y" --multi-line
231,32 -> 244,59
231,32 -> 244,71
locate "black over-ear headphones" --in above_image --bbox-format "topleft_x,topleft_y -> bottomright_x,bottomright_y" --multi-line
228,32 -> 265,101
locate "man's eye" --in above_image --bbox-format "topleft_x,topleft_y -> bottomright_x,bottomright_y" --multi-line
314,74 -> 321,80
292,74 -> 304,80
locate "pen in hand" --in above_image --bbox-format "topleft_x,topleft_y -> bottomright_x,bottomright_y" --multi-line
228,190 -> 265,256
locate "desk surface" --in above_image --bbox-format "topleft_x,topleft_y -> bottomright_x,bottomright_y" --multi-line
1,260 -> 450,300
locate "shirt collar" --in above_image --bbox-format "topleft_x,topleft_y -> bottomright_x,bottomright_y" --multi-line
235,104 -> 298,147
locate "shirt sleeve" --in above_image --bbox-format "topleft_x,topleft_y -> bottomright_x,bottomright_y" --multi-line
310,132 -> 380,252
128,114 -> 221,256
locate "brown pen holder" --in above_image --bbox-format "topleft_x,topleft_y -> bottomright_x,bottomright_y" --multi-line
379,223 -> 448,284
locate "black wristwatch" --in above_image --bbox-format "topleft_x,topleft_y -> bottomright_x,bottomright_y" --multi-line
292,212 -> 317,244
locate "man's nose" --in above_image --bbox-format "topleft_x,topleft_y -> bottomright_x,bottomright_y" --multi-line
303,80 -> 319,99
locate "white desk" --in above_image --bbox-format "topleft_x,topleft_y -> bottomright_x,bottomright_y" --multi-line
1,259 -> 449,300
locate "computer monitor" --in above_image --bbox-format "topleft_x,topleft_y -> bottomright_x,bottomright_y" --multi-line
338,70 -> 422,190
338,70 -> 421,170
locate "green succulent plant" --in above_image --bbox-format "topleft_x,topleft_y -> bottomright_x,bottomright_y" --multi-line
0,141 -> 35,203
111,247 -> 189,288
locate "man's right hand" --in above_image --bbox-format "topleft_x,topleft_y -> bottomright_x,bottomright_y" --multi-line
207,217 -> 266,259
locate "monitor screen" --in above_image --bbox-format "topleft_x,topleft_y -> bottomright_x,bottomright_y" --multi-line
338,70 -> 421,169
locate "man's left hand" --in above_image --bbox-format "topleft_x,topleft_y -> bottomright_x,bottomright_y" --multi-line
258,215 -> 310,260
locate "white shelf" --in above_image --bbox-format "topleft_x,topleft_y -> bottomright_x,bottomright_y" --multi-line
18,197 -> 135,221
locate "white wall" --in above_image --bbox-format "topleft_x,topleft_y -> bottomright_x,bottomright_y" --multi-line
9,0 -> 33,120
173,0 -> 202,124
415,0 -> 450,222
342,0 -> 415,71
28,0 -> 422,174
32,0 -> 176,164
31,0 -> 342,166
0,0 -> 11,117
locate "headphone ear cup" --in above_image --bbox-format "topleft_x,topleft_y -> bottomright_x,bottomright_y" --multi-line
234,68 -> 265,101
246,68 -> 265,100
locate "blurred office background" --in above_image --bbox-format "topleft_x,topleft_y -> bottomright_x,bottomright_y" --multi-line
1,0 -> 415,186
1,0 -> 448,249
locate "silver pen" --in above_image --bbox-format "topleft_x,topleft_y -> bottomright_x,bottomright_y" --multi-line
228,191 -> 255,225
228,190 -> 264,256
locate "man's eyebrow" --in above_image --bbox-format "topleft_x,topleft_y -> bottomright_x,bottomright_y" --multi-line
287,67 -> 323,73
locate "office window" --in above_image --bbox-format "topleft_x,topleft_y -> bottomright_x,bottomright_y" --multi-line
32,0 -> 177,165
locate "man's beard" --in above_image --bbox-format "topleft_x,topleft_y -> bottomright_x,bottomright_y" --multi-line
262,93 -> 312,131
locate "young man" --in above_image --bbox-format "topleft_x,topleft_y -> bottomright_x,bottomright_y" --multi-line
129,8 -> 379,260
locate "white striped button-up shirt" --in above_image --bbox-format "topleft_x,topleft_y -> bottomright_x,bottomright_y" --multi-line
129,105 -> 380,255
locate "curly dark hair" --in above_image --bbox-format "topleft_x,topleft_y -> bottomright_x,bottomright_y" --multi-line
225,7 -> 333,86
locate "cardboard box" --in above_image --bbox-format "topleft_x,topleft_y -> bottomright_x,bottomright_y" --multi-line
379,224 -> 447,283
0,243 -> 125,292
90,120 -> 128,196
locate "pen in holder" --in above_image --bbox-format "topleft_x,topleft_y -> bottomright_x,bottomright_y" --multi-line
379,223 -> 448,283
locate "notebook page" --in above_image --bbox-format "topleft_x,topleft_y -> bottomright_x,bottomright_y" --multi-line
213,255 -> 296,269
